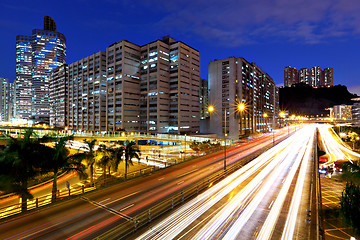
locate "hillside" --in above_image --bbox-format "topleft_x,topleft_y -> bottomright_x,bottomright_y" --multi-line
279,84 -> 358,116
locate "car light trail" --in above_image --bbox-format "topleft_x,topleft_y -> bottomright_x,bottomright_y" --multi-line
136,125 -> 316,240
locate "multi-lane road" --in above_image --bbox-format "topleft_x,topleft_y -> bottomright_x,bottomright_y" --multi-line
0,128 -> 292,239
135,125 -> 318,240
318,125 -> 360,166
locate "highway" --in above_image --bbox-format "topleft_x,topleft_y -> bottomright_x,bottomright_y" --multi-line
0,128 -> 292,239
135,125 -> 317,240
318,125 -> 360,167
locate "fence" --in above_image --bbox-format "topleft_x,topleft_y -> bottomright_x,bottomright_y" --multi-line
0,144 -> 224,220
94,139 -> 282,240
0,134 -> 286,222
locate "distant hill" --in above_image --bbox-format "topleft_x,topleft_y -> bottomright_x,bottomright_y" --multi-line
279,84 -> 358,116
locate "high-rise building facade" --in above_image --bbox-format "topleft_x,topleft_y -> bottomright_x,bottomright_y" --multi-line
310,66 -> 322,87
322,67 -> 333,87
15,16 -> 66,121
15,35 -> 32,119
67,51 -> 107,132
298,68 -> 310,85
200,78 -> 209,119
284,66 -> 298,87
66,36 -> 200,134
106,40 -> 141,132
352,98 -> 360,126
139,36 -> 200,134
0,78 -> 13,121
209,57 -> 278,139
285,66 -> 333,88
49,64 -> 68,127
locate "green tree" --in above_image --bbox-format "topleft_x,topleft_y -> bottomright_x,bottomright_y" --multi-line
340,181 -> 360,236
83,139 -> 97,186
124,142 -> 140,179
0,128 -> 52,212
342,161 -> 360,185
95,144 -> 113,185
110,146 -> 125,174
42,136 -> 87,202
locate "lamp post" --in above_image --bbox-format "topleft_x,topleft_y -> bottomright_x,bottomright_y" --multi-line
238,103 -> 245,136
209,103 -> 245,171
208,105 -> 227,170
184,134 -> 187,161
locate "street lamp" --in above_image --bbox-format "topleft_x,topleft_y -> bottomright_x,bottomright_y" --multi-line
238,103 -> 245,136
208,105 -> 227,170
208,103 -> 245,171
263,113 -> 268,132
264,113 -> 275,144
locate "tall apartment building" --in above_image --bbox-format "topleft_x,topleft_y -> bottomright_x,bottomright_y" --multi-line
209,57 -> 278,139
106,40 -> 141,132
284,66 -> 333,88
298,68 -> 310,85
310,66 -> 322,87
200,78 -> 209,119
49,64 -> 68,127
66,36 -> 200,134
15,16 -> 66,121
322,67 -> 333,87
67,51 -> 107,132
0,78 -> 13,121
284,66 -> 298,87
352,98 -> 360,127
15,35 -> 32,119
139,36 -> 200,134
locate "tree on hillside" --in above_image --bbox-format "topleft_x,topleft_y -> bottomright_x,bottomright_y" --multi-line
42,136 -> 87,202
83,139 -> 97,186
124,142 -> 140,179
0,128 -> 52,212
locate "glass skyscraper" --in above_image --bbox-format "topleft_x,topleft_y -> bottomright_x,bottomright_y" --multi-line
15,16 -> 66,121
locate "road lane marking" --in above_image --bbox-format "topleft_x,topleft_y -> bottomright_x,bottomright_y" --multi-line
268,200 -> 274,209
98,198 -> 111,204
158,177 -> 164,181
177,181 -> 185,185
119,204 -> 134,212
81,197 -> 133,221
177,169 -> 198,178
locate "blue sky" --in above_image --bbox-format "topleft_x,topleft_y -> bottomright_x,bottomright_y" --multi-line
1,0 -> 360,95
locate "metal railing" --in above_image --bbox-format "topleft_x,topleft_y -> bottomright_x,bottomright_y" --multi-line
0,134 -> 286,223
94,139 -> 283,240
0,145 -> 224,220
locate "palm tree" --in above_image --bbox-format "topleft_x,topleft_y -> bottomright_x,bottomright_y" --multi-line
124,142 -> 140,179
83,139 -> 97,186
110,146 -> 125,175
95,144 -> 113,185
0,128 -> 52,212
42,136 -> 87,202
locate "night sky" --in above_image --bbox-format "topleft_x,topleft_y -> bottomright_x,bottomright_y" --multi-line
1,0 -> 360,95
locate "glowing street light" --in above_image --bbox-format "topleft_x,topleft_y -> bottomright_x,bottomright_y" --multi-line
238,103 -> 245,112
208,105 -> 214,113
208,105 -> 228,171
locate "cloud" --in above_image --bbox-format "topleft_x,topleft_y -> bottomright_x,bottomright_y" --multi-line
139,0 -> 360,47
348,85 -> 360,97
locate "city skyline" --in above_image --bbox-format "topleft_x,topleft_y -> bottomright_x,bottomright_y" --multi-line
1,0 -> 360,96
